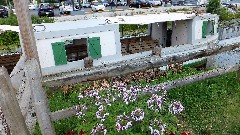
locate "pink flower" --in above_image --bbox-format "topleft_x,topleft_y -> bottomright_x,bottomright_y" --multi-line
116,122 -> 122,132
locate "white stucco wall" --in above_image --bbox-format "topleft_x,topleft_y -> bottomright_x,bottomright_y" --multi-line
219,26 -> 240,40
151,22 -> 167,47
194,19 -> 203,40
88,31 -> 116,57
36,31 -> 118,68
171,20 -> 189,46
36,39 -> 56,69
192,14 -> 219,42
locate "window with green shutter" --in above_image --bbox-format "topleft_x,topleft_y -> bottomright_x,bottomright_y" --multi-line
88,37 -> 102,59
202,21 -> 208,38
51,42 -> 67,65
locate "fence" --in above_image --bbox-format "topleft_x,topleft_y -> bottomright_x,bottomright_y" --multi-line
0,53 -> 21,74
0,39 -> 239,134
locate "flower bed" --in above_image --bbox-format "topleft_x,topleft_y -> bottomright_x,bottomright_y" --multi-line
72,79 -> 184,134
34,67 -> 205,135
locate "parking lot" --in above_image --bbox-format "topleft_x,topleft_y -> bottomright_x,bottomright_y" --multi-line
29,5 -> 131,17
29,5 -> 192,17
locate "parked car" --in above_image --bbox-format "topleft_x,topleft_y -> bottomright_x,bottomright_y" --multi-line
53,3 -> 60,8
148,0 -> 162,6
120,0 -> 127,6
129,0 -> 151,8
39,3 -> 54,9
102,1 -> 110,7
63,5 -> 74,14
29,3 -> 38,10
0,5 -> 8,18
12,8 -> 16,15
38,7 -> 54,17
82,2 -> 91,8
91,2 -> 105,11
74,2 -> 82,9
117,1 -> 122,6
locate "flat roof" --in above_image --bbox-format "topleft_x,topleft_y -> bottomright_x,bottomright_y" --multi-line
32,19 -> 109,33
98,13 -> 196,24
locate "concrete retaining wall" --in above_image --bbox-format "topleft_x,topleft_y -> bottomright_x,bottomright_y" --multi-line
218,25 -> 240,40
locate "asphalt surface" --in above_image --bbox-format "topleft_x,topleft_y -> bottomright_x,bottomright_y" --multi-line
29,6 -> 129,17
29,5 -> 192,17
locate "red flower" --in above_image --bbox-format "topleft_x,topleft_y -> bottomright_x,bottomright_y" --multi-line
79,130 -> 86,135
66,130 -> 75,135
181,132 -> 192,135
181,132 -> 188,135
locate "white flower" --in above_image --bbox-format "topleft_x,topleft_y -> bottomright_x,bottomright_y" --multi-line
78,94 -> 84,100
153,129 -> 160,135
116,113 -> 132,132
168,100 -> 184,114
116,122 -> 122,132
149,125 -> 154,134
91,123 -> 107,135
149,119 -> 166,135
131,108 -> 145,121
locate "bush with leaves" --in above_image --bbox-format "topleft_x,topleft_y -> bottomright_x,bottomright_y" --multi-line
0,13 -> 55,26
216,8 -> 235,21
0,30 -> 20,51
0,13 -> 18,26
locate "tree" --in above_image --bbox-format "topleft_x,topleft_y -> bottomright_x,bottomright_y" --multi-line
206,0 -> 221,14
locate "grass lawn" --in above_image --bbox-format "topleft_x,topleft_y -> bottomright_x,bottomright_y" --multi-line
168,71 -> 240,135
33,68 -> 240,135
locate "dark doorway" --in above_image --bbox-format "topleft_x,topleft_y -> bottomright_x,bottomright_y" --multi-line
166,29 -> 172,47
65,38 -> 88,62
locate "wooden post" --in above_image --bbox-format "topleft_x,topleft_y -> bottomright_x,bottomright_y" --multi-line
13,0 -> 40,62
152,46 -> 162,56
12,0 -> 55,134
0,67 -> 30,135
25,59 -> 55,135
84,57 -> 93,68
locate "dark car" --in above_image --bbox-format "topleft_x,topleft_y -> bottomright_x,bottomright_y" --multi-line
74,2 -> 82,10
0,6 -> 8,18
129,0 -> 151,8
38,7 -> 54,17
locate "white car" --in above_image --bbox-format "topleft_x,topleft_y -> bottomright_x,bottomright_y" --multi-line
29,4 -> 38,10
120,1 -> 127,6
91,2 -> 105,12
148,0 -> 162,6
82,2 -> 91,8
63,5 -> 74,14
12,8 -> 16,14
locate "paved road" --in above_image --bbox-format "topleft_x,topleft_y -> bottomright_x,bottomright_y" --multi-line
29,6 -> 129,17
29,5 -> 193,17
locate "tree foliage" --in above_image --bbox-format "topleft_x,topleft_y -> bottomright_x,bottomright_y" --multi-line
206,0 -> 221,14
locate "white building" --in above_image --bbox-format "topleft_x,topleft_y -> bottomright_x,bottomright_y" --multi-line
0,12 -> 219,75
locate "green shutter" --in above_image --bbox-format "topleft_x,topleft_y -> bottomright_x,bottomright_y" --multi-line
51,42 -> 67,65
88,37 -> 102,59
202,21 -> 208,38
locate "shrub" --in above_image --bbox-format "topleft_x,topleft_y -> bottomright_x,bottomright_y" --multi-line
206,0 -> 221,14
31,15 -> 55,24
0,30 -> 20,51
0,13 -> 18,26
216,8 -> 235,21
0,13 -> 55,26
